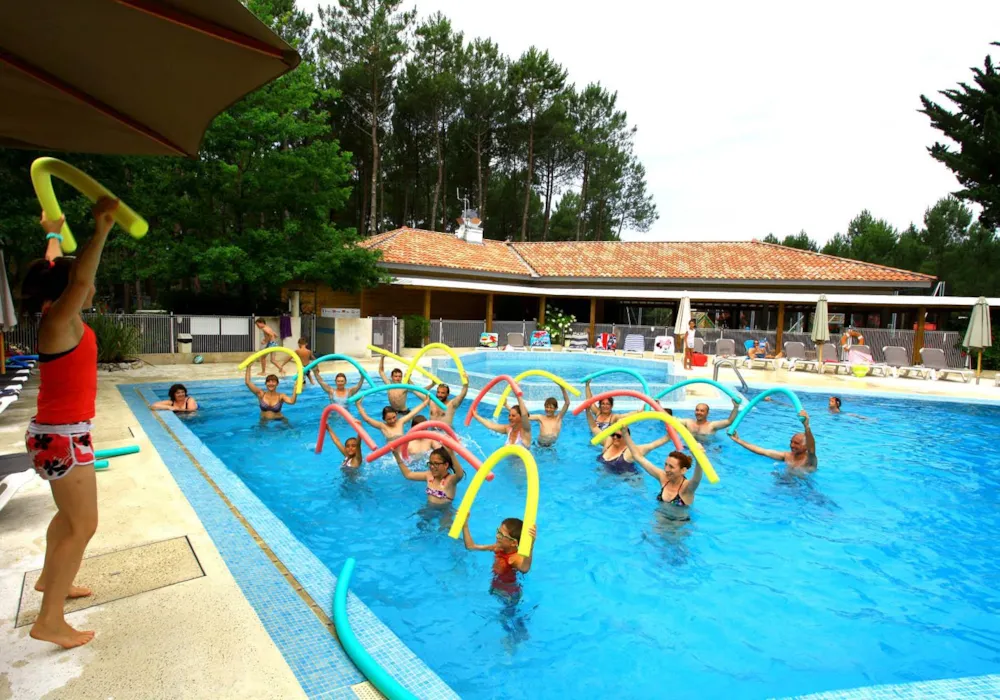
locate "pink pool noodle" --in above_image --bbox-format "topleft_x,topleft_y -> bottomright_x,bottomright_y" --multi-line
367,431 -> 494,481
464,375 -> 523,427
316,404 -> 377,452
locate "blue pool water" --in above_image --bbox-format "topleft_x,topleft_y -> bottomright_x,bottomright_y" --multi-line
163,378 -> 1000,699
445,351 -> 671,384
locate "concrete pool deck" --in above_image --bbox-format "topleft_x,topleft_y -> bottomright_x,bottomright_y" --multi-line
1,348 -> 997,698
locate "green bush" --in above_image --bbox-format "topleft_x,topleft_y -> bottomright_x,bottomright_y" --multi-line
88,315 -> 141,363
402,314 -> 429,348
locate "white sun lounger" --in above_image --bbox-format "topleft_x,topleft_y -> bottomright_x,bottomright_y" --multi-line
506,332 -> 526,351
782,341 -> 819,372
817,343 -> 851,374
919,348 -> 973,383
882,346 -> 930,379
621,334 -> 645,358
566,332 -> 589,353
714,339 -> 736,362
0,454 -> 36,517
844,345 -> 890,377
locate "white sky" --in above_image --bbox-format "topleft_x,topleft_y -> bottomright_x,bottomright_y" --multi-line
299,0 -> 1000,242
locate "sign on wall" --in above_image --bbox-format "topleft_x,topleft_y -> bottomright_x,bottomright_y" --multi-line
321,307 -> 361,319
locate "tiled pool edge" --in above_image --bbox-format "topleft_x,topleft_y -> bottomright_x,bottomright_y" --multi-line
780,673 -> 1000,699
120,385 -> 459,700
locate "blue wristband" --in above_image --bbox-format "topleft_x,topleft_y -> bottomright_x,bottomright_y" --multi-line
46,233 -> 63,242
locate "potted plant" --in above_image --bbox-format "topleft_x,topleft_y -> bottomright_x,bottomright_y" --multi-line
541,306 -> 576,346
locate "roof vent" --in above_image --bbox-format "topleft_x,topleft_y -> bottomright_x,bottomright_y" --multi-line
456,209 -> 484,245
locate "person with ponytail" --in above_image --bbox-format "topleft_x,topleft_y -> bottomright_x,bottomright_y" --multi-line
23,197 -> 119,649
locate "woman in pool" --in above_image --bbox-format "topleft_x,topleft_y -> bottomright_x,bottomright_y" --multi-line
23,198 -> 118,649
315,370 -> 363,404
390,445 -> 464,505
244,367 -> 297,419
584,381 -> 639,446
622,430 -> 702,512
596,420 -> 676,475
325,428 -> 363,469
151,384 -> 198,412
357,398 -> 430,440
403,415 -> 441,460
472,392 -> 531,447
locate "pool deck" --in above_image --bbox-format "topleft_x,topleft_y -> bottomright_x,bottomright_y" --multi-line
1,348 -> 997,699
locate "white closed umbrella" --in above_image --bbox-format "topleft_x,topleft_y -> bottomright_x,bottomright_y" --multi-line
0,251 -> 16,376
674,296 -> 692,355
962,296 -> 992,385
811,295 -> 830,364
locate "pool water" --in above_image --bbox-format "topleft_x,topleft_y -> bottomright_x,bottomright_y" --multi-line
167,378 -> 1000,699
447,351 -> 671,384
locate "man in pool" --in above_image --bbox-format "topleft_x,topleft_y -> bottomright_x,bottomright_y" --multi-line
428,382 -> 469,426
828,396 -> 841,413
528,387 -> 571,446
681,401 -> 740,436
377,356 -> 410,413
730,410 -> 817,471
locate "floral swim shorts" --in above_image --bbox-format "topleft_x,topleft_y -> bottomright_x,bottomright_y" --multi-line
25,420 -> 95,481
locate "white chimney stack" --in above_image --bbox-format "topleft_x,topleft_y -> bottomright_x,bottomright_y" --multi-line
456,208 -> 484,245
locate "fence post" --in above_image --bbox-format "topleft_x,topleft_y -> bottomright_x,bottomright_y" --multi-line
522,320 -> 527,338
169,313 -> 176,354
392,316 -> 398,353
438,318 -> 444,345
912,307 -> 926,364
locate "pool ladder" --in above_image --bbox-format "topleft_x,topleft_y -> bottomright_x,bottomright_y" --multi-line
712,359 -> 749,394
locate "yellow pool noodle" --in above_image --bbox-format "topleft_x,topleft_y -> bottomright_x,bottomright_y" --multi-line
448,444 -> 539,557
403,343 -> 468,385
592,412 -> 719,484
493,369 -> 581,418
31,157 -> 149,254
239,347 -> 304,394
367,344 -> 443,385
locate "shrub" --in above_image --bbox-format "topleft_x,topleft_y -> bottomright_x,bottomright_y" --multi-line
402,314 -> 429,348
87,315 -> 141,363
540,306 -> 576,344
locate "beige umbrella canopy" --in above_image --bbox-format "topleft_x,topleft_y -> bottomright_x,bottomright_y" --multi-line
0,0 -> 300,157
811,295 -> 830,363
962,296 -> 992,384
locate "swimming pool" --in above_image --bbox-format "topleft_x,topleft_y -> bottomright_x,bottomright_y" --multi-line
141,376 -> 1000,699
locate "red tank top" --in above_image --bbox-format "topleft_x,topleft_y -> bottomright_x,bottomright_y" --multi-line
36,323 -> 98,424
492,549 -> 518,583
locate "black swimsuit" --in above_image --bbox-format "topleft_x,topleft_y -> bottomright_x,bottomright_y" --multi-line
657,478 -> 689,506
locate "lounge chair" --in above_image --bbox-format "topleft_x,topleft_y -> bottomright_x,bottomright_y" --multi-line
844,345 -> 889,377
478,332 -> 499,349
506,332 -> 526,351
0,453 -> 36,517
782,341 -> 819,372
817,343 -> 851,375
591,333 -> 617,355
652,335 -> 675,361
919,348 -> 972,383
692,338 -> 705,354
882,346 -> 930,379
621,334 -> 645,358
714,338 -> 736,360
566,332 -> 589,352
529,330 -> 553,351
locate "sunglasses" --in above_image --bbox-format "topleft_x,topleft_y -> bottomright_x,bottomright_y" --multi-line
496,527 -> 518,543
611,433 -> 623,439
429,459 -> 447,467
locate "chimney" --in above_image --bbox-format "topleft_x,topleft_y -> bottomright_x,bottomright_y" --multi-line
456,208 -> 484,245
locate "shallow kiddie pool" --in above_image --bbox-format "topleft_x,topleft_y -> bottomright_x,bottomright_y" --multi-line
138,373 -> 1000,700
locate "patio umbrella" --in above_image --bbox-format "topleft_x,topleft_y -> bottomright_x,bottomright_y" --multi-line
674,295 -> 691,337
0,251 -> 16,375
962,296 -> 992,385
0,1 -> 300,156
811,295 -> 830,364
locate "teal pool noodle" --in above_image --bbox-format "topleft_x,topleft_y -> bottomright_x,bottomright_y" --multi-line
727,387 -> 805,436
653,378 -> 744,403
579,367 -> 650,395
94,445 -> 140,459
333,558 -> 418,700
94,460 -> 109,470
349,383 -> 448,411
302,354 -> 375,386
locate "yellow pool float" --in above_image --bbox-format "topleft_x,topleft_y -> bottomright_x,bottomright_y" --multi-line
592,412 -> 719,484
239,347 -> 305,394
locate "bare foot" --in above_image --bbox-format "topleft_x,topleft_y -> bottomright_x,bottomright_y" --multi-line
35,583 -> 93,598
257,371 -> 266,376
30,620 -> 95,648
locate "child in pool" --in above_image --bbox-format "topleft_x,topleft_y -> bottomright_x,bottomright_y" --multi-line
315,370 -> 364,404
357,399 -> 429,440
462,516 -> 537,597
404,415 -> 441,459
326,430 -> 363,469
528,388 -> 570,446
280,337 -> 315,385
391,445 -> 464,504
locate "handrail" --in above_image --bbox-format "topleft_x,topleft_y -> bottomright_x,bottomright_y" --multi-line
712,358 -> 749,393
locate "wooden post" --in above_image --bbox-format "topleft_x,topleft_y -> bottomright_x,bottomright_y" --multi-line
776,301 -> 785,352
589,297 -> 597,344
485,293 -> 494,332
913,306 -> 926,364
538,295 -> 546,325
423,289 -> 432,344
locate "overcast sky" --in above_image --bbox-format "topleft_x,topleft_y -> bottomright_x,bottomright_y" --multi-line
300,0 -> 999,243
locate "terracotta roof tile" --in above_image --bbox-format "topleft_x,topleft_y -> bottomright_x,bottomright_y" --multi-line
362,230 -> 935,284
511,240 -> 935,283
361,228 -> 534,276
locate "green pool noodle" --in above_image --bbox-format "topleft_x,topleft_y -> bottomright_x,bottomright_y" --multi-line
93,445 -> 140,459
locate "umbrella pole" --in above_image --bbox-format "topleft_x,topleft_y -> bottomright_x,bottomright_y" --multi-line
977,350 -> 982,385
